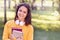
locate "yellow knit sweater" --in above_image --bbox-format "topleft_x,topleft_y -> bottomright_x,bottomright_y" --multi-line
2,20 -> 34,40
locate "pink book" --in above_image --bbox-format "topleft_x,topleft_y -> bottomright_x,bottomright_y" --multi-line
12,28 -> 23,40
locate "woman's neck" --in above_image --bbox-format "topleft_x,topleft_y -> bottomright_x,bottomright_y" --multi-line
18,19 -> 25,22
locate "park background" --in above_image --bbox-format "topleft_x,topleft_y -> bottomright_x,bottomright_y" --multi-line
0,0 -> 60,40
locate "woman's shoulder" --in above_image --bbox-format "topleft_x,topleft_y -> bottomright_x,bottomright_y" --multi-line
5,20 -> 14,25
27,24 -> 34,30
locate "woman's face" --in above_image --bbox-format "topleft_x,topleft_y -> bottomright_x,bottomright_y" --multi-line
17,6 -> 28,21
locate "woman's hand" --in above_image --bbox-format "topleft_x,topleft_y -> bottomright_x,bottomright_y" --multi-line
9,34 -> 16,40
9,34 -> 23,40
17,38 -> 22,40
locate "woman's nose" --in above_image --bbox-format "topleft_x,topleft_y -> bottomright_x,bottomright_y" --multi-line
19,12 -> 23,15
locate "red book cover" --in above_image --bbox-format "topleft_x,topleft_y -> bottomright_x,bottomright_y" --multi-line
12,28 -> 22,32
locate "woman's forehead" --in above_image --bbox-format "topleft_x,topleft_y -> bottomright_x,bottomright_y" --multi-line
19,6 -> 27,10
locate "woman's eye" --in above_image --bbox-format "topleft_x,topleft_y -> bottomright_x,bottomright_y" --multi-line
19,10 -> 22,12
23,11 -> 26,14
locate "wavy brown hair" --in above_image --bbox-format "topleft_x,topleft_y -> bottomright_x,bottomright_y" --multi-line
14,3 -> 31,26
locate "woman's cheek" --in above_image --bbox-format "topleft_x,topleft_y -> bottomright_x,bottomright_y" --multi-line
24,14 -> 26,18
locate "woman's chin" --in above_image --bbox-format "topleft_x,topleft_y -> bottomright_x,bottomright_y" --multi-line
19,18 -> 24,21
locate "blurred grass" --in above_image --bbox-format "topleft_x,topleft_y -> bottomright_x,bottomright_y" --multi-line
34,28 -> 60,40
0,18 -> 4,40
31,10 -> 60,31
32,10 -> 54,15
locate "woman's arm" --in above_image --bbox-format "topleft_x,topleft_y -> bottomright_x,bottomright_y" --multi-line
2,22 -> 10,40
27,25 -> 34,40
2,21 -> 16,40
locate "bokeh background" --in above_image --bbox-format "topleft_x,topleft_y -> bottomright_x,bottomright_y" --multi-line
0,0 -> 60,40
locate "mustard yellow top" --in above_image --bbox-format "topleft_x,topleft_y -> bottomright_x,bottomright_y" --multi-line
2,20 -> 34,40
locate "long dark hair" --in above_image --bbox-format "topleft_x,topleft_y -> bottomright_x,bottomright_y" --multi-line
14,3 -> 31,26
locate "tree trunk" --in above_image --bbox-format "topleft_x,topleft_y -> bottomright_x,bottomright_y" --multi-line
31,0 -> 36,10
57,0 -> 60,14
8,0 -> 11,9
58,0 -> 60,13
41,0 -> 44,10
4,0 -> 7,24
52,0 -> 54,11
22,0 -> 25,3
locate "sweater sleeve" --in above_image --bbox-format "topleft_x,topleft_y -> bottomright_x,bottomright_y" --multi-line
2,22 -> 10,40
27,25 -> 34,40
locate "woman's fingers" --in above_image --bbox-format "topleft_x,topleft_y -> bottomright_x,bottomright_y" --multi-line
9,34 -> 16,40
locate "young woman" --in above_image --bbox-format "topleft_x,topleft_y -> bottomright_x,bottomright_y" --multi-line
2,3 -> 34,40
